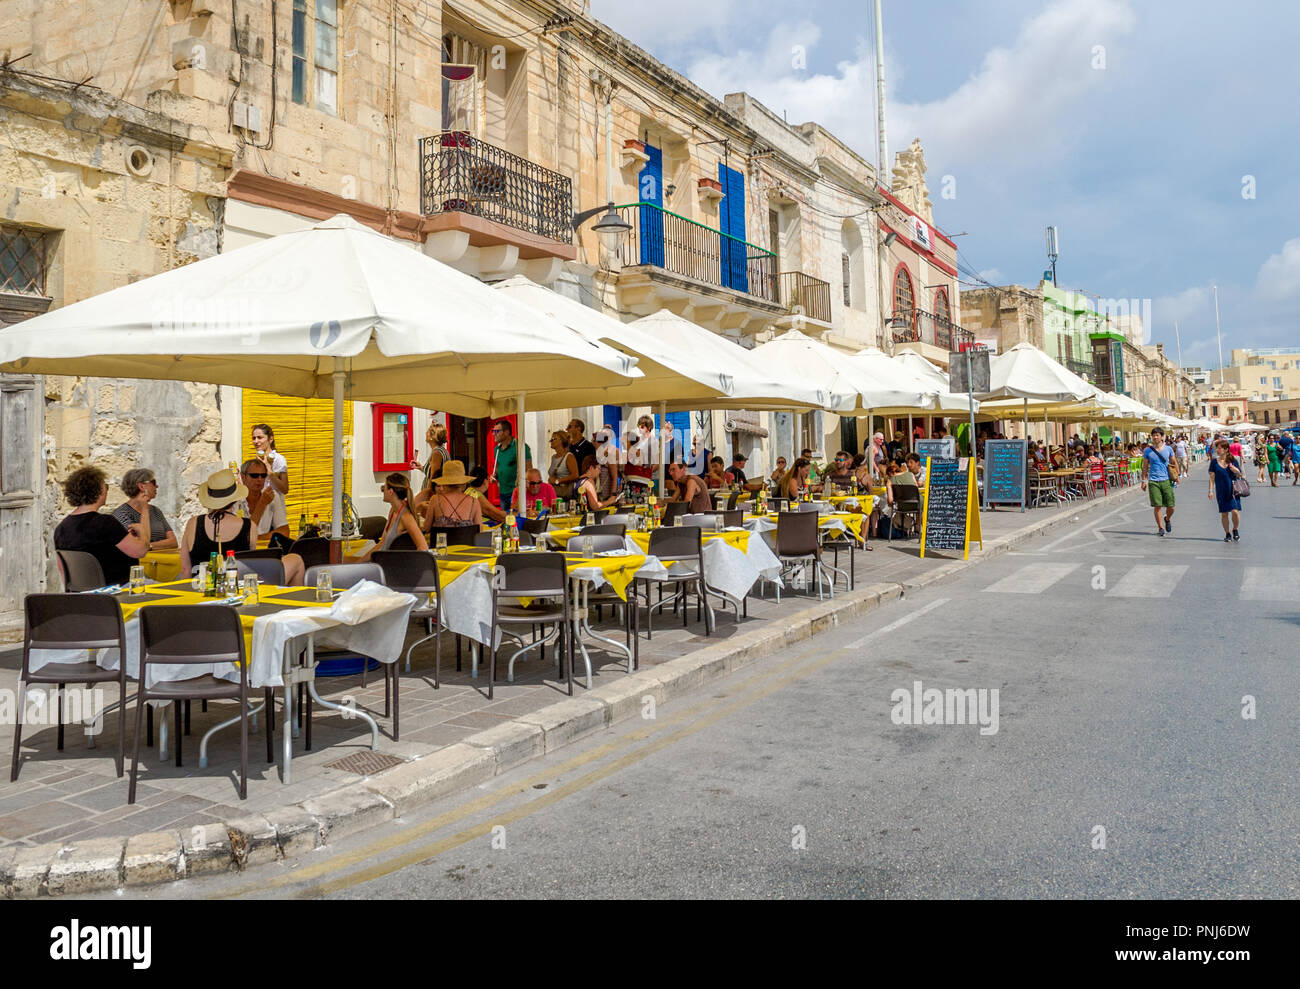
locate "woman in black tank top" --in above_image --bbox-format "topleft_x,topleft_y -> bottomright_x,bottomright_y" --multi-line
181,468 -> 258,576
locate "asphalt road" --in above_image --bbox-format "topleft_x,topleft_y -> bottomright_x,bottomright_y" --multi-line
197,474 -> 1299,899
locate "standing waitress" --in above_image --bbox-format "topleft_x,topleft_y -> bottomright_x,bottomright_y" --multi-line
250,423 -> 289,525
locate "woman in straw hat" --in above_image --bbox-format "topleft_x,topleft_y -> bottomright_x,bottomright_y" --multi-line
180,467 -> 257,578
181,468 -> 307,585
421,460 -> 483,530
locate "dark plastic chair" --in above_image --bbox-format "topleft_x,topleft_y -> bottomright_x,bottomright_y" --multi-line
639,526 -> 713,639
773,510 -> 828,602
235,548 -> 284,561
888,482 -> 922,542
388,532 -> 418,551
358,515 -> 386,541
428,524 -> 480,547
55,550 -> 106,592
662,501 -> 690,525
726,489 -> 742,511
303,563 -> 399,739
579,522 -> 626,538
12,594 -> 129,781
130,604 -> 254,802
489,552 -> 572,699
234,557 -> 285,585
518,516 -> 549,539
372,551 -> 442,701
288,537 -> 331,571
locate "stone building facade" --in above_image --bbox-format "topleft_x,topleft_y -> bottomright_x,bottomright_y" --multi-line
959,285 -> 1045,353
0,63 -> 230,622
2,0 -> 950,614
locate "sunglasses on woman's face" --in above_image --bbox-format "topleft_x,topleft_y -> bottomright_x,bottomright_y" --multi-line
245,472 -> 267,480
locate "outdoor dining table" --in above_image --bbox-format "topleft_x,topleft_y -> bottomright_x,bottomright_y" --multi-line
141,539 -> 374,582
544,524 -> 783,608
431,545 -> 656,682
744,510 -> 869,545
26,578 -> 415,784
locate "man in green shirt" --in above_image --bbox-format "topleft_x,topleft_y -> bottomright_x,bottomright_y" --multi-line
492,419 -> 532,510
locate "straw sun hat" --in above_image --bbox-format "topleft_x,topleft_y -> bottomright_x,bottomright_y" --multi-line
198,467 -> 249,511
430,460 -> 473,486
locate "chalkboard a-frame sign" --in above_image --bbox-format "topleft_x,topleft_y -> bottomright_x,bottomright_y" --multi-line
920,456 -> 983,559
985,439 -> 1028,511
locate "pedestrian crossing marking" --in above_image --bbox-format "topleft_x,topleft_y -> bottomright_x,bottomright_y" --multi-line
1106,565 -> 1188,599
982,563 -> 1081,594
1241,568 -> 1300,602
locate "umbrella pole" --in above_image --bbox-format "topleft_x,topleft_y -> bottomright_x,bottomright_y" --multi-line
517,391 -> 527,517
332,362 -> 344,540
658,400 -> 667,496
908,413 -> 913,454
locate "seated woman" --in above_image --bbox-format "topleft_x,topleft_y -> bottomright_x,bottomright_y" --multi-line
54,466 -> 151,585
181,467 -> 298,580
779,458 -> 812,502
423,460 -> 483,529
466,466 -> 507,526
576,455 -> 623,512
359,473 -> 429,560
111,467 -> 177,550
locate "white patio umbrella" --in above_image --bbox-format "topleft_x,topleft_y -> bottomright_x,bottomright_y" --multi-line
0,214 -> 640,531
628,312 -> 835,490
976,342 -> 1107,446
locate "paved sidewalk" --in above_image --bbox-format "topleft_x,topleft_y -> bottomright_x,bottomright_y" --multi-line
0,487 -> 1140,860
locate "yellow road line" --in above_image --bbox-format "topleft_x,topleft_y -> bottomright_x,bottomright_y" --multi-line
293,646 -> 847,898
213,634 -> 853,899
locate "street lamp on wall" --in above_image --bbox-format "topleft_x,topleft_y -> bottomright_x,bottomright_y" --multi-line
573,202 -> 633,254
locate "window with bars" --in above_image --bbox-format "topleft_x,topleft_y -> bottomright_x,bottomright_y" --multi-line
892,264 -> 913,315
292,0 -> 338,115
0,227 -> 48,297
933,286 -> 950,322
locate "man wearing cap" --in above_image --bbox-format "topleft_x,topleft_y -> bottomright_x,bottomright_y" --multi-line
724,452 -> 764,493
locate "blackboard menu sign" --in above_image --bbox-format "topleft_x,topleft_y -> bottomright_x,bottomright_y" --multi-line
916,438 -> 955,461
985,439 -> 1027,507
922,457 -> 969,552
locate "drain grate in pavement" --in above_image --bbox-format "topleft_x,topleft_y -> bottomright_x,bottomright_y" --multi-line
324,751 -> 406,776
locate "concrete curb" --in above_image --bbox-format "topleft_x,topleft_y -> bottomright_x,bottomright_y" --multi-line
0,487 -> 1139,897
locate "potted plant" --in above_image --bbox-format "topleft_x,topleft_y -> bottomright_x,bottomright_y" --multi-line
698,177 -> 723,193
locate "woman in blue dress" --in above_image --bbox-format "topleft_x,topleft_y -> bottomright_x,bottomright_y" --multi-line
1207,438 -> 1243,542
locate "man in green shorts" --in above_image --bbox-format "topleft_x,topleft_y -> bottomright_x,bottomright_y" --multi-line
1141,427 -> 1177,536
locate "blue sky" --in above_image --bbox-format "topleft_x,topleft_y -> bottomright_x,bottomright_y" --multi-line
591,0 -> 1299,369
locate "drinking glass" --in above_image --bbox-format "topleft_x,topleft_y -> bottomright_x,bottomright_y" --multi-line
585,513 -> 595,527
129,566 -> 146,596
242,573 -> 259,606
673,515 -> 683,526
435,532 -> 448,557
581,535 -> 594,559
713,515 -> 723,534
315,569 -> 334,603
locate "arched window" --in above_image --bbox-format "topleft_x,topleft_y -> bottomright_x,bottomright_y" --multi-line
933,286 -> 951,323
892,264 -> 914,316
840,220 -> 864,312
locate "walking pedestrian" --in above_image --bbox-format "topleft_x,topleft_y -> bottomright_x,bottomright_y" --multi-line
1265,433 -> 1282,487
1256,433 -> 1268,483
1207,438 -> 1243,542
1141,427 -> 1177,536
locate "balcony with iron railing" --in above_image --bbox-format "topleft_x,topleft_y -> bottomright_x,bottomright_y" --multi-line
779,271 -> 832,323
418,132 -> 574,247
614,203 -> 779,306
889,309 -> 974,351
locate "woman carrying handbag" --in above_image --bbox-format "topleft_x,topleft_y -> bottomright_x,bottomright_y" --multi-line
1208,439 -> 1245,543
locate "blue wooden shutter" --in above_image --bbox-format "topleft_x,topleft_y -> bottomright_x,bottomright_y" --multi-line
638,145 -> 664,267
719,164 -> 747,292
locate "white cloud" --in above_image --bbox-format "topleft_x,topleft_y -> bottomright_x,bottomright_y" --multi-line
674,0 -> 1137,175
589,0 -> 746,52
1254,238 -> 1300,302
978,268 -> 1003,282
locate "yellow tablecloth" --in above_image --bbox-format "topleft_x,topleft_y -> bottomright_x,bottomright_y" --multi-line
430,547 -> 646,601
747,511 -> 867,543
113,580 -> 336,656
144,539 -> 372,582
